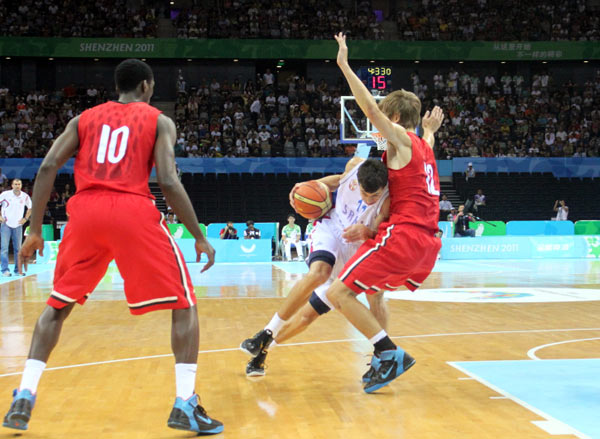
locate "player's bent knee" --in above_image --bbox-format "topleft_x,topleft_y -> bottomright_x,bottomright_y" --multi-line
325,281 -> 354,309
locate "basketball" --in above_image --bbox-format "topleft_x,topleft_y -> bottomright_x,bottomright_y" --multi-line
292,180 -> 332,219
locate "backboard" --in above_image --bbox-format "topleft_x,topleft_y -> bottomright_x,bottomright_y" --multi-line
340,95 -> 387,155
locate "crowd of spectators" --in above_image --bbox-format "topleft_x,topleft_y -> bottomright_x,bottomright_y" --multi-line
2,0 -> 599,42
173,71 -> 351,158
173,0 -> 383,40
0,0 -> 158,38
173,67 -> 600,159
396,0 -> 599,41
1,67 -> 599,159
0,84 -> 108,158
419,68 -> 600,159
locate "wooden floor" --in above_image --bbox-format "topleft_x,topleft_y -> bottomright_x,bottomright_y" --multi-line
1,259 -> 600,439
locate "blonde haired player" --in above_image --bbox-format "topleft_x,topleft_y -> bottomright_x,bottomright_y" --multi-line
322,33 -> 445,393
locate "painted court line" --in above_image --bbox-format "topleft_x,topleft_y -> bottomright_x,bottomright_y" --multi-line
1,327 -> 600,378
527,337 -> 600,360
448,361 -> 590,439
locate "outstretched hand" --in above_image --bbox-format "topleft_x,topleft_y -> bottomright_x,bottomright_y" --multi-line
19,233 -> 44,275
421,106 -> 444,133
195,238 -> 215,272
334,32 -> 348,66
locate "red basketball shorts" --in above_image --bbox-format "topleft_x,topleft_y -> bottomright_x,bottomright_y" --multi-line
338,223 -> 441,295
48,191 -> 196,315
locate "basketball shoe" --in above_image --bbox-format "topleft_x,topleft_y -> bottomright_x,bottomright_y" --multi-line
240,329 -> 273,357
362,353 -> 381,384
3,389 -> 36,430
363,348 -> 415,394
167,394 -> 223,434
246,349 -> 268,377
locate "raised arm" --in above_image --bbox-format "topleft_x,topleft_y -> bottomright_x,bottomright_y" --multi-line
421,106 -> 444,148
334,33 -> 411,152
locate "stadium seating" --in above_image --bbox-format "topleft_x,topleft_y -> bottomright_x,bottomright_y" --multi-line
454,173 -> 600,222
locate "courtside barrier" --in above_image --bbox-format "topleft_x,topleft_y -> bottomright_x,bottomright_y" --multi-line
506,220 -> 574,236
574,220 -> 600,235
441,235 -> 600,260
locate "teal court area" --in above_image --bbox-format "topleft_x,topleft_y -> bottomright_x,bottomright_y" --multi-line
450,359 -> 600,439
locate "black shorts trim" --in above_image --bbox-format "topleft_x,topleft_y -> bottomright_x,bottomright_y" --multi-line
307,250 -> 335,268
128,298 -> 180,310
308,292 -> 331,315
406,279 -> 420,288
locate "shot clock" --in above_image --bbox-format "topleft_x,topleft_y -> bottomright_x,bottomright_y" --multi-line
357,66 -> 392,92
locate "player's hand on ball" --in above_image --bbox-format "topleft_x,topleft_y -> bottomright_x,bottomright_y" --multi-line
422,106 -> 444,133
196,238 -> 215,272
342,224 -> 372,243
19,233 -> 44,274
334,32 -> 348,66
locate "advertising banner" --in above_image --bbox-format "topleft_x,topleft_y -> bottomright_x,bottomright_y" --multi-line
1,38 -> 598,61
441,235 -> 600,260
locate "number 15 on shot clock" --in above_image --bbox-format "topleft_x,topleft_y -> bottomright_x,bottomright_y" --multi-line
357,66 -> 393,91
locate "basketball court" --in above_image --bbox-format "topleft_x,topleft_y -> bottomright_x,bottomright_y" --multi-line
1,258 -> 599,439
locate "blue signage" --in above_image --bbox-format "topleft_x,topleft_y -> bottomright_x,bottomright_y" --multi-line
176,238 -> 272,263
441,235 -> 600,260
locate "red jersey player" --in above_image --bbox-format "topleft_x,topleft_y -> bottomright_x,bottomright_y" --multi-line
3,60 -> 223,434
327,33 -> 445,393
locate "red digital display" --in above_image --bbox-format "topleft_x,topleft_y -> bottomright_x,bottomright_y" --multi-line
371,75 -> 386,90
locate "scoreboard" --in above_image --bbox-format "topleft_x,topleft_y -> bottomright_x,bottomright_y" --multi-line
356,66 -> 392,91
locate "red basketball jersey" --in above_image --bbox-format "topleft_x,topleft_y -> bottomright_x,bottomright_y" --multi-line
75,101 -> 162,198
382,132 -> 440,234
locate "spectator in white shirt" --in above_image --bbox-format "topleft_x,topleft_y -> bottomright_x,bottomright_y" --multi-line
439,194 -> 453,221
465,162 -> 476,181
0,179 -> 32,276
553,200 -> 569,221
439,194 -> 453,211
474,189 -> 486,212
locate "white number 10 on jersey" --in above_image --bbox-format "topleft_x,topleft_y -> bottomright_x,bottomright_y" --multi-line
97,124 -> 129,164
424,163 -> 440,196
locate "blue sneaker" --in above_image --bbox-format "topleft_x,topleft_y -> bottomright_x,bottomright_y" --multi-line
3,389 -> 36,430
167,394 -> 223,434
362,353 -> 381,384
363,348 -> 415,393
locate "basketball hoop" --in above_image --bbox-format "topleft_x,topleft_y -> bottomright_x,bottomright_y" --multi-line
369,132 -> 388,151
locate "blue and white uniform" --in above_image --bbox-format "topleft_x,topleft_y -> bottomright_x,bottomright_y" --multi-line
307,162 -> 388,313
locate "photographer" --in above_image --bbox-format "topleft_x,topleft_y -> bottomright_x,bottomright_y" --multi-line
244,220 -> 261,239
453,204 -> 476,237
220,220 -> 238,240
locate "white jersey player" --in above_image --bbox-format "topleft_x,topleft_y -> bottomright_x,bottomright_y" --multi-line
307,159 -> 389,311
241,157 -> 390,376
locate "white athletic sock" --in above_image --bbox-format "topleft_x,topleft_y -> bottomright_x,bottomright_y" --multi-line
270,341 -> 278,349
369,330 -> 388,345
175,363 -> 197,400
19,359 -> 46,394
265,313 -> 286,337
